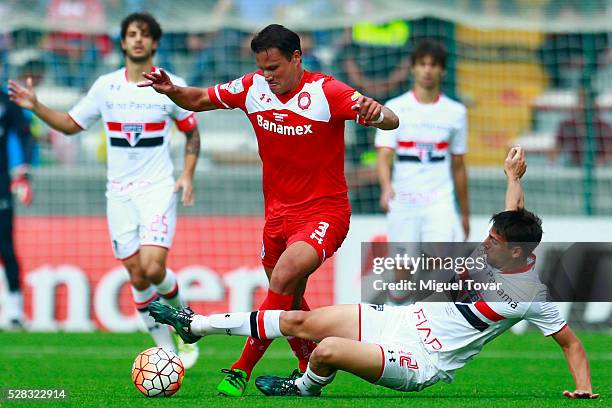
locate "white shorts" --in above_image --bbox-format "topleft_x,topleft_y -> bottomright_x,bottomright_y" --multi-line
359,303 -> 443,392
107,183 -> 177,260
387,200 -> 462,244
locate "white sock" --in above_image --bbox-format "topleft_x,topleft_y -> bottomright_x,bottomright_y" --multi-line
262,310 -> 283,338
295,364 -> 336,396
6,290 -> 24,321
155,268 -> 184,309
132,285 -> 176,352
190,310 -> 283,339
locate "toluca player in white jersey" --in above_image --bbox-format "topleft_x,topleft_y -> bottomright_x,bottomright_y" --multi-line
9,12 -> 200,368
376,40 -> 469,244
149,147 -> 599,400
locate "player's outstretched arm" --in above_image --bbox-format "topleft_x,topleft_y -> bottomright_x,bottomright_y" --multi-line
503,146 -> 526,211
138,69 -> 218,112
352,95 -> 399,130
552,325 -> 599,399
8,78 -> 82,135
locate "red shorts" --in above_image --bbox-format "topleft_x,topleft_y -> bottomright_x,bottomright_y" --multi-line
261,200 -> 351,269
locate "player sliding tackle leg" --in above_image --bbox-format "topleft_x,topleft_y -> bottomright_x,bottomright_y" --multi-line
150,147 -> 599,399
150,302 -> 384,396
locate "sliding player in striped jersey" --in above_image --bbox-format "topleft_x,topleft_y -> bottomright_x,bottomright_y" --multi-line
150,147 -> 598,400
9,13 -> 200,367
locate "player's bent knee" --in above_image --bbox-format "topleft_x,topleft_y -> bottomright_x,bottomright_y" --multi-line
143,263 -> 165,283
130,276 -> 149,291
269,257 -> 312,293
269,273 -> 298,294
281,310 -> 308,335
310,337 -> 341,365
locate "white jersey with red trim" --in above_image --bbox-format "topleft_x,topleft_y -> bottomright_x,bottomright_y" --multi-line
375,91 -> 467,208
406,246 -> 566,376
68,68 -> 197,195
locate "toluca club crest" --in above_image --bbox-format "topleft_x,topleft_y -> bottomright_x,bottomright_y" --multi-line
298,91 -> 311,110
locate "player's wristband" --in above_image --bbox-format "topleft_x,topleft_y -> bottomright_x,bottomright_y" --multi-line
370,110 -> 385,124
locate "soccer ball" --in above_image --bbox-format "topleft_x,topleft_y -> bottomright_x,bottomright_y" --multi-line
132,347 -> 184,397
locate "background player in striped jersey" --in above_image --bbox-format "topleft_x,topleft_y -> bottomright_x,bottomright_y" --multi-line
150,146 -> 598,400
8,12 -> 200,367
375,39 -> 469,304
139,24 -> 399,396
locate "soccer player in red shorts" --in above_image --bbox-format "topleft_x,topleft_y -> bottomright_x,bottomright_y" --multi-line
139,24 -> 399,396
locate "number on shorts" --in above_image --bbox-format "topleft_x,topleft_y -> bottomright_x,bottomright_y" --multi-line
309,221 -> 330,245
399,353 -> 419,370
150,215 -> 168,234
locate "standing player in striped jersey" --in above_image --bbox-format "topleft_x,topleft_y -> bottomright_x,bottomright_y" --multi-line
8,13 -> 200,367
375,40 -> 469,303
150,146 -> 599,400
139,24 -> 399,396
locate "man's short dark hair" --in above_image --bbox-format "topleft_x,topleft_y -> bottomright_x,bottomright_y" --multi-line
491,208 -> 543,256
411,39 -> 447,69
250,24 -> 301,60
120,12 -> 162,43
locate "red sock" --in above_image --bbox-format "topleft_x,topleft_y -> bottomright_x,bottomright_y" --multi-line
231,289 -> 294,378
287,297 -> 318,372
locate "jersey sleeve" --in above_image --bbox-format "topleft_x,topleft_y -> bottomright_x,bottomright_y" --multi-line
523,302 -> 567,336
206,73 -> 254,111
68,78 -> 102,130
374,100 -> 399,149
322,77 -> 360,123
450,106 -> 468,155
169,76 -> 198,132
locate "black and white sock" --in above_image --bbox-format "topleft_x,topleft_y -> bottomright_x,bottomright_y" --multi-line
155,268 -> 183,309
132,285 -> 175,352
190,310 -> 283,339
295,364 -> 336,396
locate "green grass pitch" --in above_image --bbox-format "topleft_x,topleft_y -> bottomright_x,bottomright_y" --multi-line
1,331 -> 609,407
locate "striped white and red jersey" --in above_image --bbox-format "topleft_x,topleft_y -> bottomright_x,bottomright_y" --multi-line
407,245 -> 566,377
207,71 -> 361,218
374,91 -> 467,209
68,68 -> 197,195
